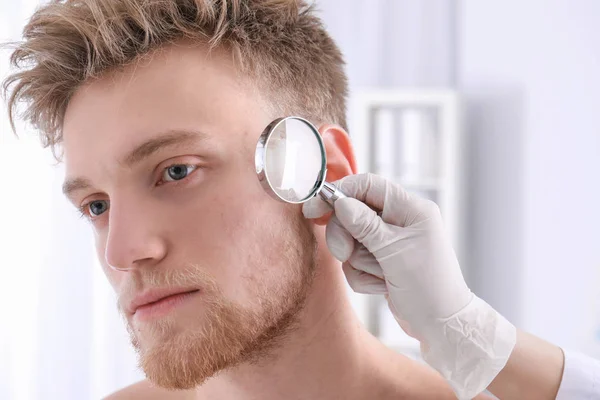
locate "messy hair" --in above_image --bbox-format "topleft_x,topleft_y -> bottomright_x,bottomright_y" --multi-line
2,0 -> 347,157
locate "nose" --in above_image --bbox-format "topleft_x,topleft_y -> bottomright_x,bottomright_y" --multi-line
104,197 -> 167,271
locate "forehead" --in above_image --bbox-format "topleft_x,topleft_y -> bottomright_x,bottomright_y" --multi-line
62,43 -> 271,173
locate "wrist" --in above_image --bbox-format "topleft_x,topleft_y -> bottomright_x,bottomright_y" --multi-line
488,329 -> 564,399
420,295 -> 516,399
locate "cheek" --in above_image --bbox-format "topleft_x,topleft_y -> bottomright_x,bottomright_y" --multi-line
173,170 -> 300,304
220,195 -> 305,303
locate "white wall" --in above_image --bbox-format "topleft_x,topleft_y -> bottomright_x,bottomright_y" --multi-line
317,0 -> 455,88
322,0 -> 600,355
458,0 -> 600,354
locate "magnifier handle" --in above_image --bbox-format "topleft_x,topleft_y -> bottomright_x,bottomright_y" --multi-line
319,181 -> 347,207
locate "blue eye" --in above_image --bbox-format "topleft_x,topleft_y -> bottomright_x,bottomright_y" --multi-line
88,200 -> 109,217
163,164 -> 197,182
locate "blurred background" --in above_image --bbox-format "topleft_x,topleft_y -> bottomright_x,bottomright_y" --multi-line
1,0 -> 599,398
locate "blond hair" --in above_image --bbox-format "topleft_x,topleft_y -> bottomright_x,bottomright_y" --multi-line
2,0 -> 347,156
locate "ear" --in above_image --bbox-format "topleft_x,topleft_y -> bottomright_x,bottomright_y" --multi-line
312,124 -> 358,226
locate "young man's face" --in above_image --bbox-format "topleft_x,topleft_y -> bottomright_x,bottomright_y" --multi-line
62,44 -> 318,389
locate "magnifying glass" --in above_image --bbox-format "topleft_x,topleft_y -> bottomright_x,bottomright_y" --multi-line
255,116 -> 347,206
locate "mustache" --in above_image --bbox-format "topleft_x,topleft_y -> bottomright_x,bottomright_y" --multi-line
117,264 -> 218,315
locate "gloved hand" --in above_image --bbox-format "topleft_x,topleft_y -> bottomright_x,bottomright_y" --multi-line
303,173 -> 516,400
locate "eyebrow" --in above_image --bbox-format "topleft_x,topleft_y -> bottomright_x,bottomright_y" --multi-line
121,129 -> 207,167
62,129 -> 208,199
62,177 -> 93,200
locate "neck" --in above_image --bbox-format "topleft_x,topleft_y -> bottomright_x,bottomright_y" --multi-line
197,254 -> 392,400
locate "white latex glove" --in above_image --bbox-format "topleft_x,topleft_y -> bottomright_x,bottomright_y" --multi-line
303,173 -> 516,400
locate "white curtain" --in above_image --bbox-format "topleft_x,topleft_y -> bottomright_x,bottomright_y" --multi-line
0,1 -> 454,398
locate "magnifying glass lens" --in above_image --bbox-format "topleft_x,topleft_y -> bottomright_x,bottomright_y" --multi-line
264,118 -> 324,202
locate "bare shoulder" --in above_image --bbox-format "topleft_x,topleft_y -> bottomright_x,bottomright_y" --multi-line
103,379 -> 197,400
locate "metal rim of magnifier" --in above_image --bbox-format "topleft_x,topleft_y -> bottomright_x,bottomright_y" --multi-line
255,116 -> 328,204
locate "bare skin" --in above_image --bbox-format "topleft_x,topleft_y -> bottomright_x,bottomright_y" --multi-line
62,41 -> 491,400
487,330 -> 564,399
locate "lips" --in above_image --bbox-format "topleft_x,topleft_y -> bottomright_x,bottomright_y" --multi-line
127,287 -> 200,315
